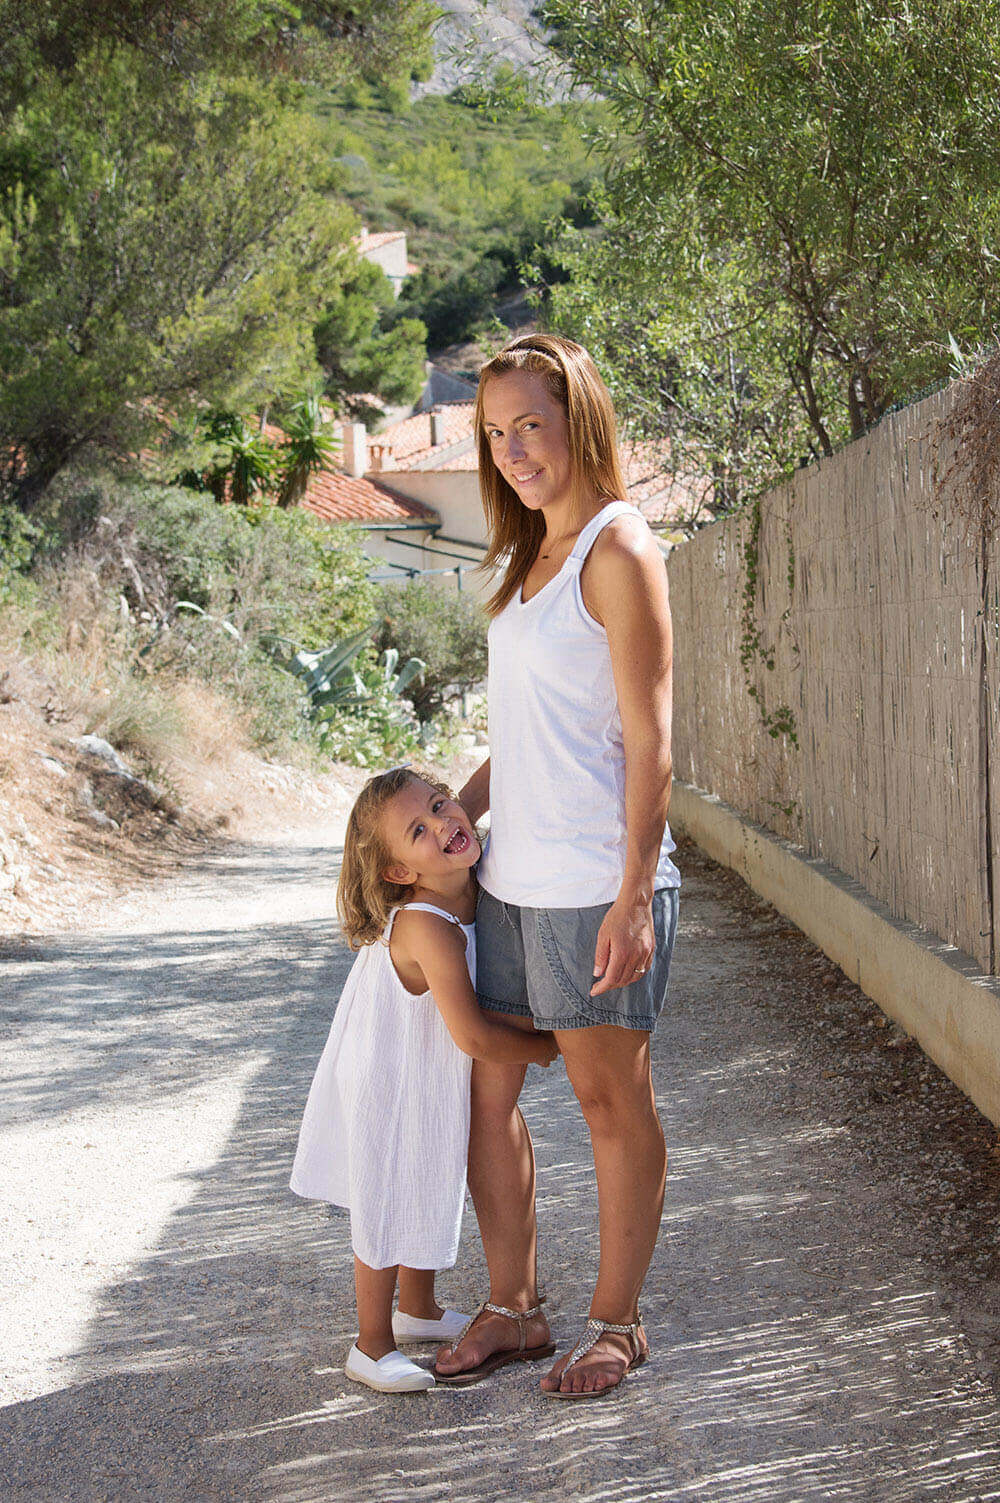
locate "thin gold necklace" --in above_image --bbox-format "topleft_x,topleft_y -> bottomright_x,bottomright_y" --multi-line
538,530 -> 579,561
538,498 -> 611,558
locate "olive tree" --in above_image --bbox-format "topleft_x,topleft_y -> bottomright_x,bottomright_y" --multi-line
538,0 -> 1000,499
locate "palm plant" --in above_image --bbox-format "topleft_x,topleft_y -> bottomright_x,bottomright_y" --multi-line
276,395 -> 339,509
225,419 -> 278,507
187,412 -> 278,505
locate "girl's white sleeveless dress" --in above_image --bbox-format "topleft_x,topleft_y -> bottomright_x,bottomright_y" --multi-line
290,903 -> 474,1271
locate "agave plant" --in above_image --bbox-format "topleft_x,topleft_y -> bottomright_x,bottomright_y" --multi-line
263,628 -> 425,715
376,646 -> 425,699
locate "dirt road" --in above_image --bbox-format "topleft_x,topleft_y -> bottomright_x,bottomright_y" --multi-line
3,827 -> 1000,1501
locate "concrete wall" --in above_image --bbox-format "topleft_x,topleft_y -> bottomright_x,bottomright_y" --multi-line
375,471 -> 488,549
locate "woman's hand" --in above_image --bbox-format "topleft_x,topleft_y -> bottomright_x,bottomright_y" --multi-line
590,893 -> 655,997
534,1030 -> 559,1066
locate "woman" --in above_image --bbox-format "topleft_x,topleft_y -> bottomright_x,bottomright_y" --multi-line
433,334 -> 680,1399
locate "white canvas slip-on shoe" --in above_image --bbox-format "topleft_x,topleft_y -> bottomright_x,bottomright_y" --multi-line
391,1308 -> 470,1344
344,1344 -> 435,1393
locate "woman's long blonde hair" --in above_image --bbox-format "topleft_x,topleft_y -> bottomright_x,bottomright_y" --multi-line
474,334 -> 627,616
337,767 -> 455,949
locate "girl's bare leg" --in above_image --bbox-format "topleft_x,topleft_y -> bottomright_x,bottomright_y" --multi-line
354,1256 -> 398,1361
539,1025 -> 664,1395
436,1015 -> 550,1374
396,1267 -> 443,1320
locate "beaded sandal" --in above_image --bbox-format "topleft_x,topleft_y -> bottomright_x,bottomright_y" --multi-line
432,1298 -> 555,1386
543,1315 -> 647,1400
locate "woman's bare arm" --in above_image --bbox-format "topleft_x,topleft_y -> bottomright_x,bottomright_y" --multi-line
458,756 -> 490,822
582,517 -> 673,996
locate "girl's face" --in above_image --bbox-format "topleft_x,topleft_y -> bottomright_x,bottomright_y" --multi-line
380,778 -> 480,887
481,370 -> 573,513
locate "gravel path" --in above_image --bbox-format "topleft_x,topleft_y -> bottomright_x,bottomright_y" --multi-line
3,829 -> 1000,1501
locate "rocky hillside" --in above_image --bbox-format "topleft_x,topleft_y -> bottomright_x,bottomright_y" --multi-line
416,0 -> 558,96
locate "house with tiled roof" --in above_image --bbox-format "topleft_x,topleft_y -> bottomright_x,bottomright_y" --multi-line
288,399 -> 710,602
358,407 -> 709,583
354,225 -> 419,298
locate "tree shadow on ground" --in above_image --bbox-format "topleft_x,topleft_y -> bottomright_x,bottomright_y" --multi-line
3,858 -> 1000,1500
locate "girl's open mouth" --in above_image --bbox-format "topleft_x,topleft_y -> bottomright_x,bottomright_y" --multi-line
443,827 -> 472,855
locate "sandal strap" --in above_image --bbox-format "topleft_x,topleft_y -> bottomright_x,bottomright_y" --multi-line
447,1296 -> 546,1355
562,1315 -> 642,1374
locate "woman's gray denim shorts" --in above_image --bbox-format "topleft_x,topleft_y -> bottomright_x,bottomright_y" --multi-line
475,886 -> 679,1032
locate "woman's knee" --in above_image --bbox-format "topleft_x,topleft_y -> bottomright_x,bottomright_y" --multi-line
570,1072 -> 659,1136
470,1059 -> 526,1122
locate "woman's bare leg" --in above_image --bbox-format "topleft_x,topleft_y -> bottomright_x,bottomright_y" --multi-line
435,1014 -> 550,1373
396,1267 -> 442,1320
354,1257 -> 398,1361
540,1026 -> 665,1395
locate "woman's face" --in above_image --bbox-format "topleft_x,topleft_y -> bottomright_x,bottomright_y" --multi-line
481,371 -> 573,513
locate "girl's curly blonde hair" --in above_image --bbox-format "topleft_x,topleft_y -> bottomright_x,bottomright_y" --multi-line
337,766 -> 456,949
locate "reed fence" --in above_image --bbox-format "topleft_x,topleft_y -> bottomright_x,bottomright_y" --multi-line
667,385 -> 1000,973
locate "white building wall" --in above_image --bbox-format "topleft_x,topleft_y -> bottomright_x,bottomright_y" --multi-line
372,472 -> 488,548
357,231 -> 410,296
355,523 -> 493,603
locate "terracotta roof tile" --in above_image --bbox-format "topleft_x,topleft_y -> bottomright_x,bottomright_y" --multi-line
301,469 -> 435,525
371,404 -> 476,468
260,417 -> 435,523
357,230 -> 407,251
431,447 -> 480,472
621,440 -> 712,527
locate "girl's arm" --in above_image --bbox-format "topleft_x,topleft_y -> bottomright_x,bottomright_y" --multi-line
582,516 -> 673,997
458,757 -> 490,822
392,910 -> 556,1066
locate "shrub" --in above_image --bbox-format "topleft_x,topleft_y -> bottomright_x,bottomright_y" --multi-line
19,470 -> 385,761
37,471 -> 375,648
373,580 -> 487,721
0,505 -> 42,603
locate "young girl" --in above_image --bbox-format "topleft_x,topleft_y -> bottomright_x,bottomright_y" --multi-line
290,766 -> 557,1394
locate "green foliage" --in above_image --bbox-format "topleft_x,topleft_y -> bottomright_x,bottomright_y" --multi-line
0,56 -> 354,505
275,394 -> 340,509
269,628 -> 374,709
0,0 -> 437,113
538,0 -> 1000,501
448,63 -> 543,121
739,498 -> 798,747
400,255 -> 509,351
0,503 -> 40,599
314,259 -> 427,416
265,626 -> 426,766
178,401 -> 340,511
373,580 -> 487,721
17,470 -> 405,759
538,219 -> 815,512
0,0 -> 440,504
312,89 -> 603,350
312,679 -> 421,775
208,416 -> 279,508
38,470 -> 376,650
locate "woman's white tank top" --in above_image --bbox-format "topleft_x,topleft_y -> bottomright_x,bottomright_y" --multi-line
477,500 -> 680,908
